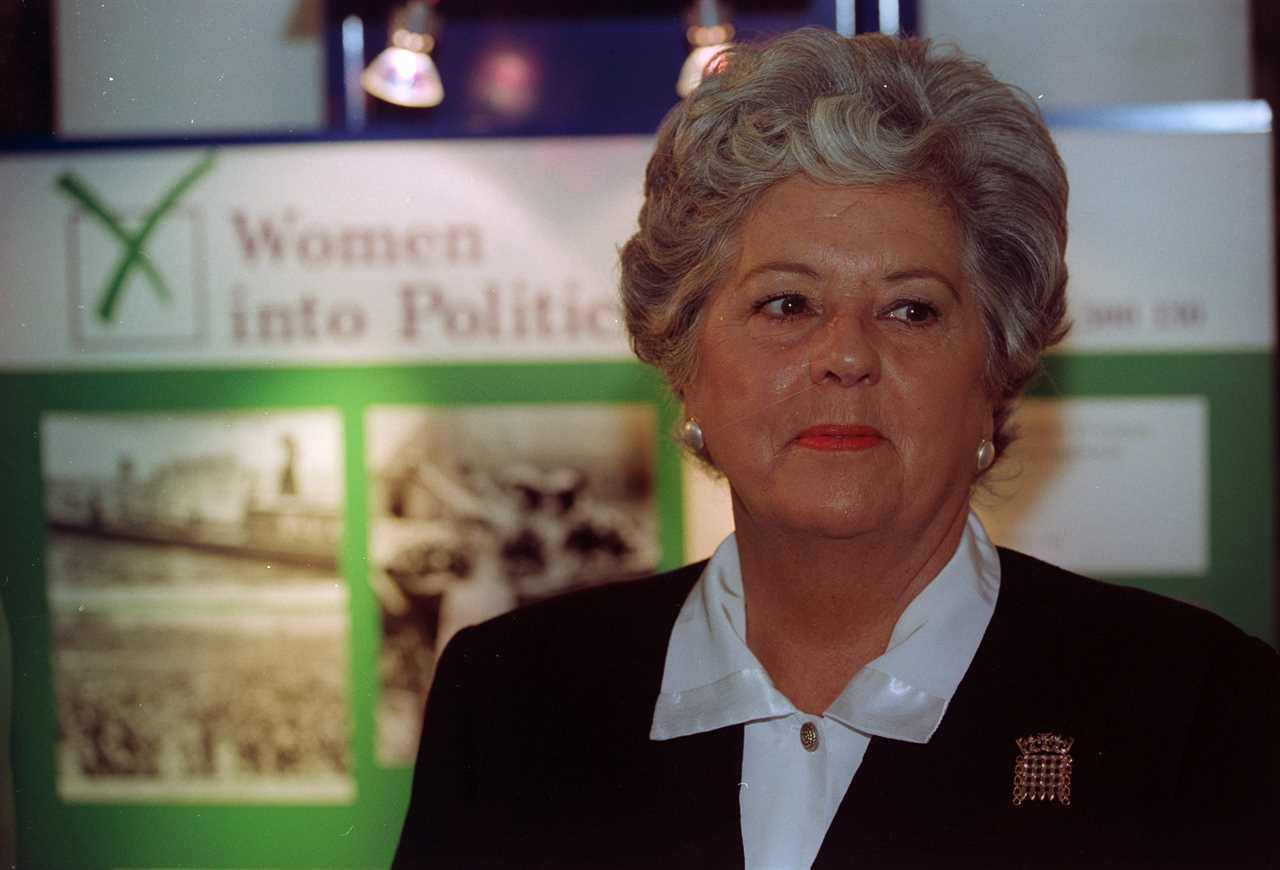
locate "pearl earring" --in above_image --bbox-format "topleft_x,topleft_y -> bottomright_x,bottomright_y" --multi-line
680,417 -> 705,453
976,438 -> 996,472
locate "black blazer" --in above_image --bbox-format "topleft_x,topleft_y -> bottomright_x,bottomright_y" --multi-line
392,548 -> 1280,868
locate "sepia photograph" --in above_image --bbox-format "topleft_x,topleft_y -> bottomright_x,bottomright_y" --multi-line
366,404 -> 660,764
41,410 -> 352,802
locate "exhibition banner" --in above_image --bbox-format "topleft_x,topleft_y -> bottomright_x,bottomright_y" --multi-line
0,120 -> 1273,869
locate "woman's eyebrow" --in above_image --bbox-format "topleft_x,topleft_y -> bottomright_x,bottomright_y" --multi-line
883,268 -> 960,301
737,260 -> 821,283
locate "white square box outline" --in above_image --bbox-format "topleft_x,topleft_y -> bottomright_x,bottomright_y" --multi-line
65,204 -> 210,352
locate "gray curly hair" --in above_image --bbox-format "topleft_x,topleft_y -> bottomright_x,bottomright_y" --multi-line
619,27 -> 1070,462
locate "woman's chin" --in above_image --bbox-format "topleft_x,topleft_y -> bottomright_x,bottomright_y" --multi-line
786,505 -> 894,541
734,485 -> 902,542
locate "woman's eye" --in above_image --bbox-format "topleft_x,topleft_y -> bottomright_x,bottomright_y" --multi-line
757,294 -> 812,318
884,300 -> 940,325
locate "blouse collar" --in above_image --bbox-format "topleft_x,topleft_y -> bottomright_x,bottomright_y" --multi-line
650,511 -> 1001,744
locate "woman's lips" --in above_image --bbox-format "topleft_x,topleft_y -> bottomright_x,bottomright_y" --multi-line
792,425 -> 884,451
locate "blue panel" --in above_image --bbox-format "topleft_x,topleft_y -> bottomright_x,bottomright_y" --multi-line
355,4 -> 837,137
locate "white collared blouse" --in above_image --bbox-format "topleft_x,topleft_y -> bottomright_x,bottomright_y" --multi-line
650,511 -> 1001,870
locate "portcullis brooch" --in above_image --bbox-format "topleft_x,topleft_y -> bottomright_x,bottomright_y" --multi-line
1012,732 -> 1073,806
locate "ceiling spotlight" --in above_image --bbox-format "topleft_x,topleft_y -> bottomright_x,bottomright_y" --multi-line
362,0 -> 444,108
677,0 -> 733,97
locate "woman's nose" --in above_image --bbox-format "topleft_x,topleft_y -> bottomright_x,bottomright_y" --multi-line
807,313 -> 880,386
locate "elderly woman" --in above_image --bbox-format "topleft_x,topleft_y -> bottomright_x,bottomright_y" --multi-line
393,29 -> 1278,868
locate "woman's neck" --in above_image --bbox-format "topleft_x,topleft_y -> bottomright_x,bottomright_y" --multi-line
732,497 -> 970,715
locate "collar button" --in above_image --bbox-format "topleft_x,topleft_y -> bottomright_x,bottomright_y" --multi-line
800,721 -> 820,752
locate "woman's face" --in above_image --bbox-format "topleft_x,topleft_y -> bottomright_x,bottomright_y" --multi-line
683,177 -> 993,542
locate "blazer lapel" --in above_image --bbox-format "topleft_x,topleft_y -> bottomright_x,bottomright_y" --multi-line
636,567 -> 746,868
810,548 -> 1153,868
586,562 -> 746,869
650,724 -> 746,869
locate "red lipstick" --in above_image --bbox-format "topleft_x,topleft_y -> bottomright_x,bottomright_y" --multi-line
793,424 -> 884,451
